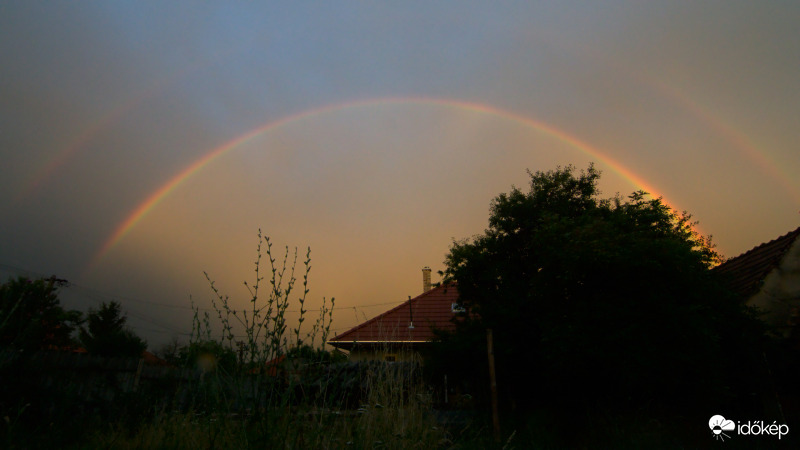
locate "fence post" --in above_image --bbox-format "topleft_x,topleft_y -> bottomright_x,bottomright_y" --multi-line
133,357 -> 144,391
487,328 -> 500,443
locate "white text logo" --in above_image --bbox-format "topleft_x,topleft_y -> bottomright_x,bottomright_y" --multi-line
709,414 -> 789,442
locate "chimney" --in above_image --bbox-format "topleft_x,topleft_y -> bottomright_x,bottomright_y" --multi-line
422,266 -> 432,293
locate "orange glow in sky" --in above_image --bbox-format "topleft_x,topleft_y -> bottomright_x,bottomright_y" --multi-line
1,2 -> 797,347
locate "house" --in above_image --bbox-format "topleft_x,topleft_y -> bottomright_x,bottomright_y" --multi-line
714,225 -> 800,338
327,267 -> 463,362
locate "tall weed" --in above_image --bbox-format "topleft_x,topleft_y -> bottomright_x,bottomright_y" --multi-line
92,231 -> 448,448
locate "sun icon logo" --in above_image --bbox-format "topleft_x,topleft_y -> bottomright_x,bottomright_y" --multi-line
709,415 -> 735,441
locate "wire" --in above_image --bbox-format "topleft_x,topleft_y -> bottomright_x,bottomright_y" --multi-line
2,261 -> 406,312
0,261 -> 409,340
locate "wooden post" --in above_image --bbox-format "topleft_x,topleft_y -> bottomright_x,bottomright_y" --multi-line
133,357 -> 145,392
444,374 -> 448,404
487,328 -> 501,443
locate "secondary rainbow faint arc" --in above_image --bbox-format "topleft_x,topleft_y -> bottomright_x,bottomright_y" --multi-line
88,96 -> 674,271
17,43 -> 255,204
651,80 -> 800,203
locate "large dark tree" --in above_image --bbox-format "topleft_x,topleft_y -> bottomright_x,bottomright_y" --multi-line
80,301 -> 147,357
437,164 -> 764,416
0,276 -> 81,353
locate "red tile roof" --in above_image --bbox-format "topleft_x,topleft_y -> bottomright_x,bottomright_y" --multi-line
141,350 -> 172,366
714,226 -> 800,299
328,283 -> 461,349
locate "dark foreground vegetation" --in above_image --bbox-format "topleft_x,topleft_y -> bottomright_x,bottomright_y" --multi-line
2,165 -> 799,448
0,235 -> 460,449
427,165 -> 799,448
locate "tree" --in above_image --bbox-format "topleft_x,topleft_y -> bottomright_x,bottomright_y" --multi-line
155,336 -> 184,366
79,301 -> 146,357
0,276 -> 81,353
438,164 -> 763,415
179,340 -> 237,373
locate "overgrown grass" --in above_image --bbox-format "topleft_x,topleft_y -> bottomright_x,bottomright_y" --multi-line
7,233 -> 794,448
80,231 -> 450,448
12,232 -> 712,448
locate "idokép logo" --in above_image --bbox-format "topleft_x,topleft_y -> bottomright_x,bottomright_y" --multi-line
709,414 -> 789,442
709,415 -> 736,441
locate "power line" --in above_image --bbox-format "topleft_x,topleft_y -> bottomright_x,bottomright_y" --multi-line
2,261 -> 406,313
70,281 -> 404,314
0,261 -> 409,337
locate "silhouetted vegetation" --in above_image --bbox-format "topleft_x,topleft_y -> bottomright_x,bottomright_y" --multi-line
0,276 -> 81,353
1,234 -> 451,448
80,301 -> 147,357
2,168 -> 798,447
428,164 -> 776,446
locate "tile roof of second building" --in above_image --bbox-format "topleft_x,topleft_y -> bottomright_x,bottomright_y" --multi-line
328,283 -> 460,344
714,226 -> 800,299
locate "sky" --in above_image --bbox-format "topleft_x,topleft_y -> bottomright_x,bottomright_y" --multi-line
1,1 -> 798,349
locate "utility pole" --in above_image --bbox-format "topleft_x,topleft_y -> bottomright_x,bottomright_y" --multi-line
487,328 -> 501,443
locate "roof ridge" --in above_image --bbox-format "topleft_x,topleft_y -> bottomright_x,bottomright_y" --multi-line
722,225 -> 800,263
713,225 -> 800,299
329,283 -> 456,342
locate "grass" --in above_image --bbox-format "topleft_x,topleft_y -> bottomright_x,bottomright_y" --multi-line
6,232 -> 762,448
76,232 -> 452,449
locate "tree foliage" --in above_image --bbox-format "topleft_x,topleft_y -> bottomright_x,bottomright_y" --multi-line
155,336 -> 184,366
79,301 -> 147,357
0,276 -> 81,353
178,339 -> 238,374
438,164 -> 763,413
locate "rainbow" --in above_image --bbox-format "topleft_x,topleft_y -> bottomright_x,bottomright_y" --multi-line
16,44 -> 247,203
651,81 -> 800,203
19,114 -> 121,201
558,42 -> 798,204
86,97 -> 678,272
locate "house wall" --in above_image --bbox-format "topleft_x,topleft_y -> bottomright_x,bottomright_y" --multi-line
748,237 -> 800,338
346,347 -> 422,363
